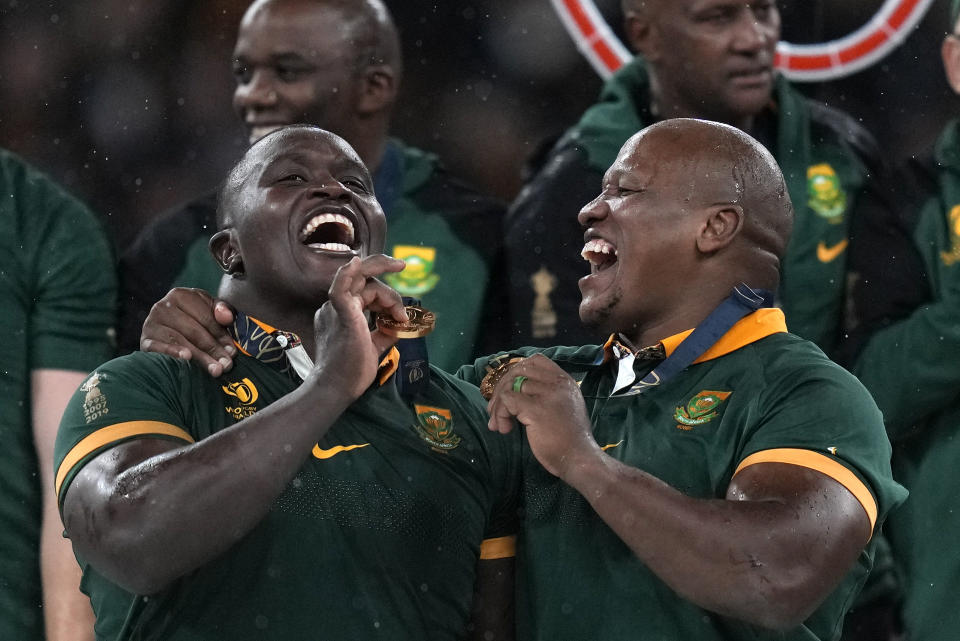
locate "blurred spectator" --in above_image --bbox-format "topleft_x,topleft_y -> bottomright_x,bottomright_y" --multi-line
116,0 -> 508,374
0,148 -> 116,640
841,2 -> 960,638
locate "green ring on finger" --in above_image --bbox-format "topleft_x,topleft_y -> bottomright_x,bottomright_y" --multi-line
512,375 -> 528,393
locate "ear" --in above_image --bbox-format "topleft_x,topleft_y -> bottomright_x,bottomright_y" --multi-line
355,64 -> 397,116
696,205 -> 744,254
943,35 -> 960,94
210,229 -> 244,276
623,9 -> 660,60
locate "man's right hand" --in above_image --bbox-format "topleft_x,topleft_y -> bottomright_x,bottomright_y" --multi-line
140,287 -> 237,376
312,255 -> 407,399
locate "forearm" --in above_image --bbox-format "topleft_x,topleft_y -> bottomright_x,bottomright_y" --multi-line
561,453 -> 845,629
40,509 -> 94,641
64,371 -> 353,594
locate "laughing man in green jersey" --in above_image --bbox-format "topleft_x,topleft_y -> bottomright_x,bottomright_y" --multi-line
55,126 -> 520,641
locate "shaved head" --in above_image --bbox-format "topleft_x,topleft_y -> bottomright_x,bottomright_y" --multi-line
633,118 -> 793,282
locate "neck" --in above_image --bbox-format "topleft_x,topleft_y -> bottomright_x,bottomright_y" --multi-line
648,76 -> 755,133
349,120 -> 390,175
221,286 -> 318,358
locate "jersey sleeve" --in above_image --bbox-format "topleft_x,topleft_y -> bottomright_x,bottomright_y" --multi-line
54,353 -> 197,510
736,362 -> 907,535
23,161 -> 116,372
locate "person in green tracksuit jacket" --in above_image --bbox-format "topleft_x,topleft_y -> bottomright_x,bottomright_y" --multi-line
843,4 -> 960,638
505,0 -> 889,357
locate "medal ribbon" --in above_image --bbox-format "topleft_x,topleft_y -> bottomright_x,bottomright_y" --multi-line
394,296 -> 431,398
620,283 -> 774,396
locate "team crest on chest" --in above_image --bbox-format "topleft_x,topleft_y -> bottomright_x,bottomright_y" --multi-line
413,404 -> 461,452
806,164 -> 847,222
940,204 -> 960,266
674,390 -> 732,431
386,245 -> 440,295
222,377 -> 259,420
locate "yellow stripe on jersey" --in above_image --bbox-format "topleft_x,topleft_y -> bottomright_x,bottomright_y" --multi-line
734,448 -> 878,533
480,535 -> 517,560
55,421 -> 195,498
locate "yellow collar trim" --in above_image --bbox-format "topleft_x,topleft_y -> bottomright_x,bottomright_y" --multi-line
603,308 -> 787,365
660,308 -> 786,364
376,347 -> 400,385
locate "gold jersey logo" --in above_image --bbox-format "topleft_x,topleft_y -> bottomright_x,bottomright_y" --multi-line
223,377 -> 259,420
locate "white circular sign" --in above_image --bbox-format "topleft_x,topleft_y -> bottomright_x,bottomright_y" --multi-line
551,0 -> 936,82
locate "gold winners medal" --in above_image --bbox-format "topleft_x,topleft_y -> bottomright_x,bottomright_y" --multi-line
376,305 -> 436,339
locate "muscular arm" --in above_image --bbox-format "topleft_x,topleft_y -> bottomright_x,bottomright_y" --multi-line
33,370 -> 95,641
62,256 -> 407,595
488,354 -> 871,630
561,455 -> 869,629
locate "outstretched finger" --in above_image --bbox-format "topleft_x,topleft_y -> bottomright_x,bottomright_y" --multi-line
361,278 -> 407,321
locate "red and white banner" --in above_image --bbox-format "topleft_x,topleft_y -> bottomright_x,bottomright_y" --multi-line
551,0 -> 935,82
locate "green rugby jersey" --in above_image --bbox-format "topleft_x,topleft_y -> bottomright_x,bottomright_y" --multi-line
852,118 -> 960,641
459,309 -> 906,641
0,148 -> 116,639
54,313 -> 521,641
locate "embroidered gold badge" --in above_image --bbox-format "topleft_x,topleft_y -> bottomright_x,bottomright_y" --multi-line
81,371 -> 109,423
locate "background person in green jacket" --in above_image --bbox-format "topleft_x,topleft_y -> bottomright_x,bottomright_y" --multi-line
0,148 -> 116,641
504,0 -> 895,357
841,3 -> 960,638
118,0 -> 508,373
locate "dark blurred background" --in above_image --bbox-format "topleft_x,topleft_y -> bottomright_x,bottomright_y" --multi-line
1,0 -> 957,249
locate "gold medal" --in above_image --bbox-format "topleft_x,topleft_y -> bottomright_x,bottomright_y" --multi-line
376,305 -> 436,339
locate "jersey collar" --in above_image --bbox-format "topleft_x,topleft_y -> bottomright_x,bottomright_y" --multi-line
603,308 -> 787,365
228,310 -> 399,384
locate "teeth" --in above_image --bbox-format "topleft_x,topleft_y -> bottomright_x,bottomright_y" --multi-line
313,242 -> 351,252
581,238 -> 618,261
300,213 -> 355,244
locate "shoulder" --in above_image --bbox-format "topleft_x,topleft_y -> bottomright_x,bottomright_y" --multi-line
0,148 -> 110,243
787,86 -> 883,173
455,344 -> 604,387
744,333 -> 878,409
401,148 -> 505,218
124,190 -> 218,256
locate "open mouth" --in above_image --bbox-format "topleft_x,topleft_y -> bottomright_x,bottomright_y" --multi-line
581,238 -> 618,272
299,213 -> 357,252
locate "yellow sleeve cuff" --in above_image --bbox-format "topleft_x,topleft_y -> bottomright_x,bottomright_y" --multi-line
734,448 -> 878,532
